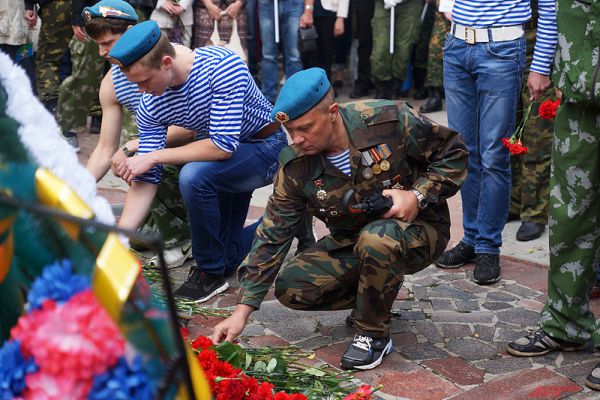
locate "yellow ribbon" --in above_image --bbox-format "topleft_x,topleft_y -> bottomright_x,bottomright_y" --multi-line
0,217 -> 15,282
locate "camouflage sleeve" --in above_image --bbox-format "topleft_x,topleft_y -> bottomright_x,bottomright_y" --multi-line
236,164 -> 307,309
402,105 -> 468,204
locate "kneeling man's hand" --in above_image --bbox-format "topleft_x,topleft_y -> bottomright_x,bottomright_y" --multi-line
381,189 -> 419,222
117,155 -> 155,185
212,304 -> 254,344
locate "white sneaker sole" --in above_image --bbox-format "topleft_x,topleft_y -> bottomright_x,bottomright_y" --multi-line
193,281 -> 230,303
346,339 -> 394,371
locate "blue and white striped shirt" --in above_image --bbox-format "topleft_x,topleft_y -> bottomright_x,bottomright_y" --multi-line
135,46 -> 273,184
111,65 -> 142,114
451,0 -> 557,75
326,149 -> 351,176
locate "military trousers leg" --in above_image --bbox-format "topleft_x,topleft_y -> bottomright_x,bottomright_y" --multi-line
275,218 -> 435,338
540,102 -> 600,347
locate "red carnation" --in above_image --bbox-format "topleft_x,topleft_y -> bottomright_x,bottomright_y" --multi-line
538,99 -> 559,120
191,335 -> 215,351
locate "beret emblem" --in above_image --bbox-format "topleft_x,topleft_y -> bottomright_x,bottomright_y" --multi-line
275,111 -> 289,123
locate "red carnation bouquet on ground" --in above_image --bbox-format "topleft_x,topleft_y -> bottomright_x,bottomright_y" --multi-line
502,98 -> 560,156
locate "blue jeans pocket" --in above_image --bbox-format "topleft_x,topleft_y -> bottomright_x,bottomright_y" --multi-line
484,38 -> 523,61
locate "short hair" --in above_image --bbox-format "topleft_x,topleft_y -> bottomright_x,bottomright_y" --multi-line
127,32 -> 175,70
85,18 -> 131,40
315,88 -> 335,114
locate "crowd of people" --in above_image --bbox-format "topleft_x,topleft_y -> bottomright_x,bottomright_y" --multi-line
2,0 -> 600,390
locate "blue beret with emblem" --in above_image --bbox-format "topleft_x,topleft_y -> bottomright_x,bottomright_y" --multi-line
270,67 -> 331,123
82,0 -> 138,22
108,20 -> 161,68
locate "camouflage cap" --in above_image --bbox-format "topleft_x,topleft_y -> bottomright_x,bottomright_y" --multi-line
83,0 -> 138,23
108,20 -> 160,68
270,67 -> 331,123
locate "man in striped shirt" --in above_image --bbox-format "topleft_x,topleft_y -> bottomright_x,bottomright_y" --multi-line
435,0 -> 557,284
109,20 -> 287,302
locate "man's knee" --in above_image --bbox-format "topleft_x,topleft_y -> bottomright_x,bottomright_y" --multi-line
274,271 -> 308,309
356,220 -> 402,260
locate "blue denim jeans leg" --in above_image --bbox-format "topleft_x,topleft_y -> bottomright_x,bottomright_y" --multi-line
443,33 -> 525,254
258,0 -> 304,103
179,130 -> 287,275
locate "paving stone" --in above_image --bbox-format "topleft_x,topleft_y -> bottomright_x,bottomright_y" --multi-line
399,310 -> 425,320
396,286 -> 411,300
269,318 -> 319,343
431,298 -> 454,311
240,323 -> 266,337
296,335 -> 337,351
557,359 -> 599,386
471,325 -> 495,342
314,310 -> 351,327
441,324 -> 472,339
517,298 -> 545,312
247,334 -> 290,348
251,302 -> 298,324
437,272 -> 468,281
456,300 -> 480,312
376,369 -> 462,400
412,276 -> 441,287
486,291 -> 520,302
565,390 -> 600,400
391,319 -> 412,333
397,343 -> 449,361
502,283 -> 543,299
496,308 -> 542,326
475,355 -> 534,374
451,279 -> 489,294
329,325 -> 355,339
445,338 -> 499,361
423,357 -> 485,385
392,300 -> 432,310
428,283 -> 477,301
482,301 -> 513,311
413,286 -> 428,301
391,332 -> 417,346
452,367 -> 582,400
431,311 -> 494,324
413,321 -> 443,344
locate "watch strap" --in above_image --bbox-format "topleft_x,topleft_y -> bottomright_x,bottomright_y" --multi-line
122,145 -> 135,157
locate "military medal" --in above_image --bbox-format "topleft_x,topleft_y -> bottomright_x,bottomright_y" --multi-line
380,159 -> 390,171
314,179 -> 327,201
362,167 -> 374,180
375,144 -> 392,172
372,163 -> 382,175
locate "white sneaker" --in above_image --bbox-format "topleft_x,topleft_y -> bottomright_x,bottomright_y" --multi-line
148,240 -> 193,268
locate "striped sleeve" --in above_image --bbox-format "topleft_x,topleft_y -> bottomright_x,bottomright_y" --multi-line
207,53 -> 249,153
530,0 -> 557,75
134,95 -> 167,184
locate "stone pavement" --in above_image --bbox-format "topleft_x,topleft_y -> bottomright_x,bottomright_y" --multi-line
80,84 -> 597,399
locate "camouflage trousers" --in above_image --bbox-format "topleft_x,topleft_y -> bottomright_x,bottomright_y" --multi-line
370,0 -> 423,82
56,38 -> 104,133
36,0 -> 72,103
274,218 -> 445,338
425,12 -> 450,88
412,2 -> 436,71
539,102 -> 600,347
509,85 -> 554,223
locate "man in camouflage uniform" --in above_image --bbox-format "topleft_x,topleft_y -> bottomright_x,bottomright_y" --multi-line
212,67 -> 468,370
55,0 -> 106,150
412,0 -> 436,100
24,0 -> 72,114
370,0 -> 423,100
508,0 -> 600,391
419,2 -> 450,114
509,0 -> 554,242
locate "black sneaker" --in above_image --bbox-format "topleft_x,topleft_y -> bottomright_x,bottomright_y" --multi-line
473,253 -> 500,284
173,266 -> 229,302
340,334 -> 393,370
516,222 -> 545,241
586,361 -> 600,391
436,241 -> 475,269
507,329 -> 587,357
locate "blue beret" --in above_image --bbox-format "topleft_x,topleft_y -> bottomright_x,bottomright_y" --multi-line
83,0 -> 138,22
108,20 -> 161,68
271,68 -> 331,123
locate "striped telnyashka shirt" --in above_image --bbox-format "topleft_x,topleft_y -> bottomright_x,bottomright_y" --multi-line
112,64 -> 142,114
451,0 -> 557,75
135,46 -> 273,184
326,149 -> 351,176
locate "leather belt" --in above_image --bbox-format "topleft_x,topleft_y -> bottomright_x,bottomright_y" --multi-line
253,121 -> 281,139
451,22 -> 524,44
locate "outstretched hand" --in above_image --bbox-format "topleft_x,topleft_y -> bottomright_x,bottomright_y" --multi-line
211,304 -> 254,344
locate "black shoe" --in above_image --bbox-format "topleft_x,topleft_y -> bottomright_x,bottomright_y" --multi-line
473,253 -> 500,284
419,86 -> 443,113
345,311 -> 357,327
507,329 -> 587,357
516,222 -> 545,241
349,84 -> 370,99
374,80 -> 390,99
586,361 -> 600,391
89,115 -> 101,134
413,86 -> 429,100
340,334 -> 393,370
436,241 -> 475,269
173,266 -> 229,302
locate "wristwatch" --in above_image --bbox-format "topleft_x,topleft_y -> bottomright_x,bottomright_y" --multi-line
411,189 -> 428,210
304,4 -> 314,10
122,145 -> 135,157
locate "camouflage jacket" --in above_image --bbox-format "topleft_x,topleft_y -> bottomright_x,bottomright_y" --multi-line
237,100 -> 468,309
552,0 -> 600,106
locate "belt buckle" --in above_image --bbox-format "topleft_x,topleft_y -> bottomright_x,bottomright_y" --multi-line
465,27 -> 476,45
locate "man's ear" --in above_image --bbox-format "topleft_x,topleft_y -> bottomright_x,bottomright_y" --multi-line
329,102 -> 339,121
162,55 -> 173,69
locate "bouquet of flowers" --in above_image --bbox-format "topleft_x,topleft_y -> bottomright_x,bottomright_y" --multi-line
502,98 -> 560,156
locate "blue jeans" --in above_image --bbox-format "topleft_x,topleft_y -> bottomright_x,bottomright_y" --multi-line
179,130 -> 287,275
258,0 -> 304,103
443,33 -> 525,254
